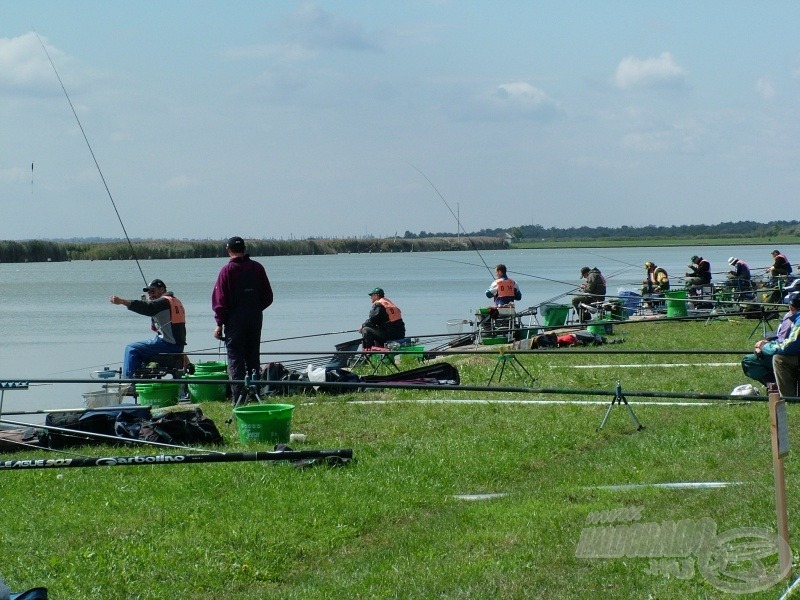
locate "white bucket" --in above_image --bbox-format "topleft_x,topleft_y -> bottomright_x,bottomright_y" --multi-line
446,319 -> 469,334
82,387 -> 123,408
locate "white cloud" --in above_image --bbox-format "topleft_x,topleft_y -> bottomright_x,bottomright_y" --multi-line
621,131 -> 672,152
223,43 -> 317,62
0,32 -> 61,91
288,2 -> 382,52
0,165 -> 30,183
478,81 -> 561,120
756,76 -> 776,100
164,175 -> 197,190
614,52 -> 686,90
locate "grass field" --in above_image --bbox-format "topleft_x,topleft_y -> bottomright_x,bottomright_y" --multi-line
3,316 -> 800,598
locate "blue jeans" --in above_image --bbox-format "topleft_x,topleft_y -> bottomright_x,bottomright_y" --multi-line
123,337 -> 184,378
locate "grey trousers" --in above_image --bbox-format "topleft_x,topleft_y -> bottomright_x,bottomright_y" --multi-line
772,354 -> 799,399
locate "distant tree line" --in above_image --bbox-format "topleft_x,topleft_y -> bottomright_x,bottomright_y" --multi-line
470,220 -> 800,241
0,237 -> 506,263
4,219 -> 799,263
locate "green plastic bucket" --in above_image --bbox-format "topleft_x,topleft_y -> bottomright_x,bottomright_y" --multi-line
541,304 -> 570,327
664,290 -> 688,318
135,382 -> 180,408
233,403 -> 294,444
193,361 -> 227,374
587,320 -> 613,335
187,371 -> 229,402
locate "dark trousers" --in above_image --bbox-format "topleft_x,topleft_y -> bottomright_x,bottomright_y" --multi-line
362,326 -> 390,348
225,314 -> 263,402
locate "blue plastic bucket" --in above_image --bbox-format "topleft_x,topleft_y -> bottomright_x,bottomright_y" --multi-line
618,291 -> 642,317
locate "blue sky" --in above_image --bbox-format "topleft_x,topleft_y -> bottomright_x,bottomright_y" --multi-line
2,1 -> 799,241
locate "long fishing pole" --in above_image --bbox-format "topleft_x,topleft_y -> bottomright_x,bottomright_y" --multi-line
422,255 -> 577,287
410,164 -> 495,279
583,249 -> 641,270
186,329 -> 362,355
0,448 -> 354,471
35,31 -> 147,286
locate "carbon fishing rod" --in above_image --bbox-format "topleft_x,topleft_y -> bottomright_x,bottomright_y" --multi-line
582,250 -> 642,270
35,31 -> 147,286
186,328 -> 362,355
422,255 -> 578,287
410,164 -> 495,279
0,448 -> 354,471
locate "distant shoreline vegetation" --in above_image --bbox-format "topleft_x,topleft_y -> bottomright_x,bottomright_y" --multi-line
1,219 -> 799,263
0,237 -> 506,263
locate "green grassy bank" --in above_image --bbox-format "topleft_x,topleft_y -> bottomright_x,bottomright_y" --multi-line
2,316 -> 799,598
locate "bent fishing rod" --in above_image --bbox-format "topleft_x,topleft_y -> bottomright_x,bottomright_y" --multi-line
35,31 -> 147,287
0,448 -> 354,471
410,164 -> 495,279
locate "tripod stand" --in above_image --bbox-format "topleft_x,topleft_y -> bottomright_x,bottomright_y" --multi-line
597,381 -> 644,432
748,305 -> 778,340
487,348 -> 535,385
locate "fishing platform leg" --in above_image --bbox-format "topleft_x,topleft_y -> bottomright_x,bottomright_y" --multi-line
597,381 -> 644,432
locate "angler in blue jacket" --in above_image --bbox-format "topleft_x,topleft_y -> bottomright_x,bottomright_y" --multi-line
757,295 -> 800,398
485,264 -> 522,306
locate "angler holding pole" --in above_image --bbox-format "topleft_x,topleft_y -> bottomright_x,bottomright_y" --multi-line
109,278 -> 187,379
572,267 -> 606,323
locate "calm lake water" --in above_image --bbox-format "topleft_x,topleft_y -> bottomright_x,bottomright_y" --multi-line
1,244 -> 796,413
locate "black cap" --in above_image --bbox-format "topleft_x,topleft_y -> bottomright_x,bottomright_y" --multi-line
368,287 -> 384,296
143,278 -> 166,292
790,294 -> 800,309
580,267 -> 590,275
226,236 -> 246,252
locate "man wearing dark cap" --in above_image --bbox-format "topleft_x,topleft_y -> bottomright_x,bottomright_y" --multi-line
360,287 -> 406,348
212,237 -> 274,403
110,278 -> 187,378
571,267 -> 606,323
684,255 -> 711,288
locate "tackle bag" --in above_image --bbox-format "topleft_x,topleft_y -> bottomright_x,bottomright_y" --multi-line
261,362 -> 312,396
116,408 -> 223,446
46,406 -> 152,449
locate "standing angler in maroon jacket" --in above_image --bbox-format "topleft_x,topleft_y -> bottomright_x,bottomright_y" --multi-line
212,237 -> 274,403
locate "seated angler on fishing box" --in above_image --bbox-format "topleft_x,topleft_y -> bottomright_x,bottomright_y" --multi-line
360,287 -> 406,349
485,264 -> 522,306
109,278 -> 187,379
